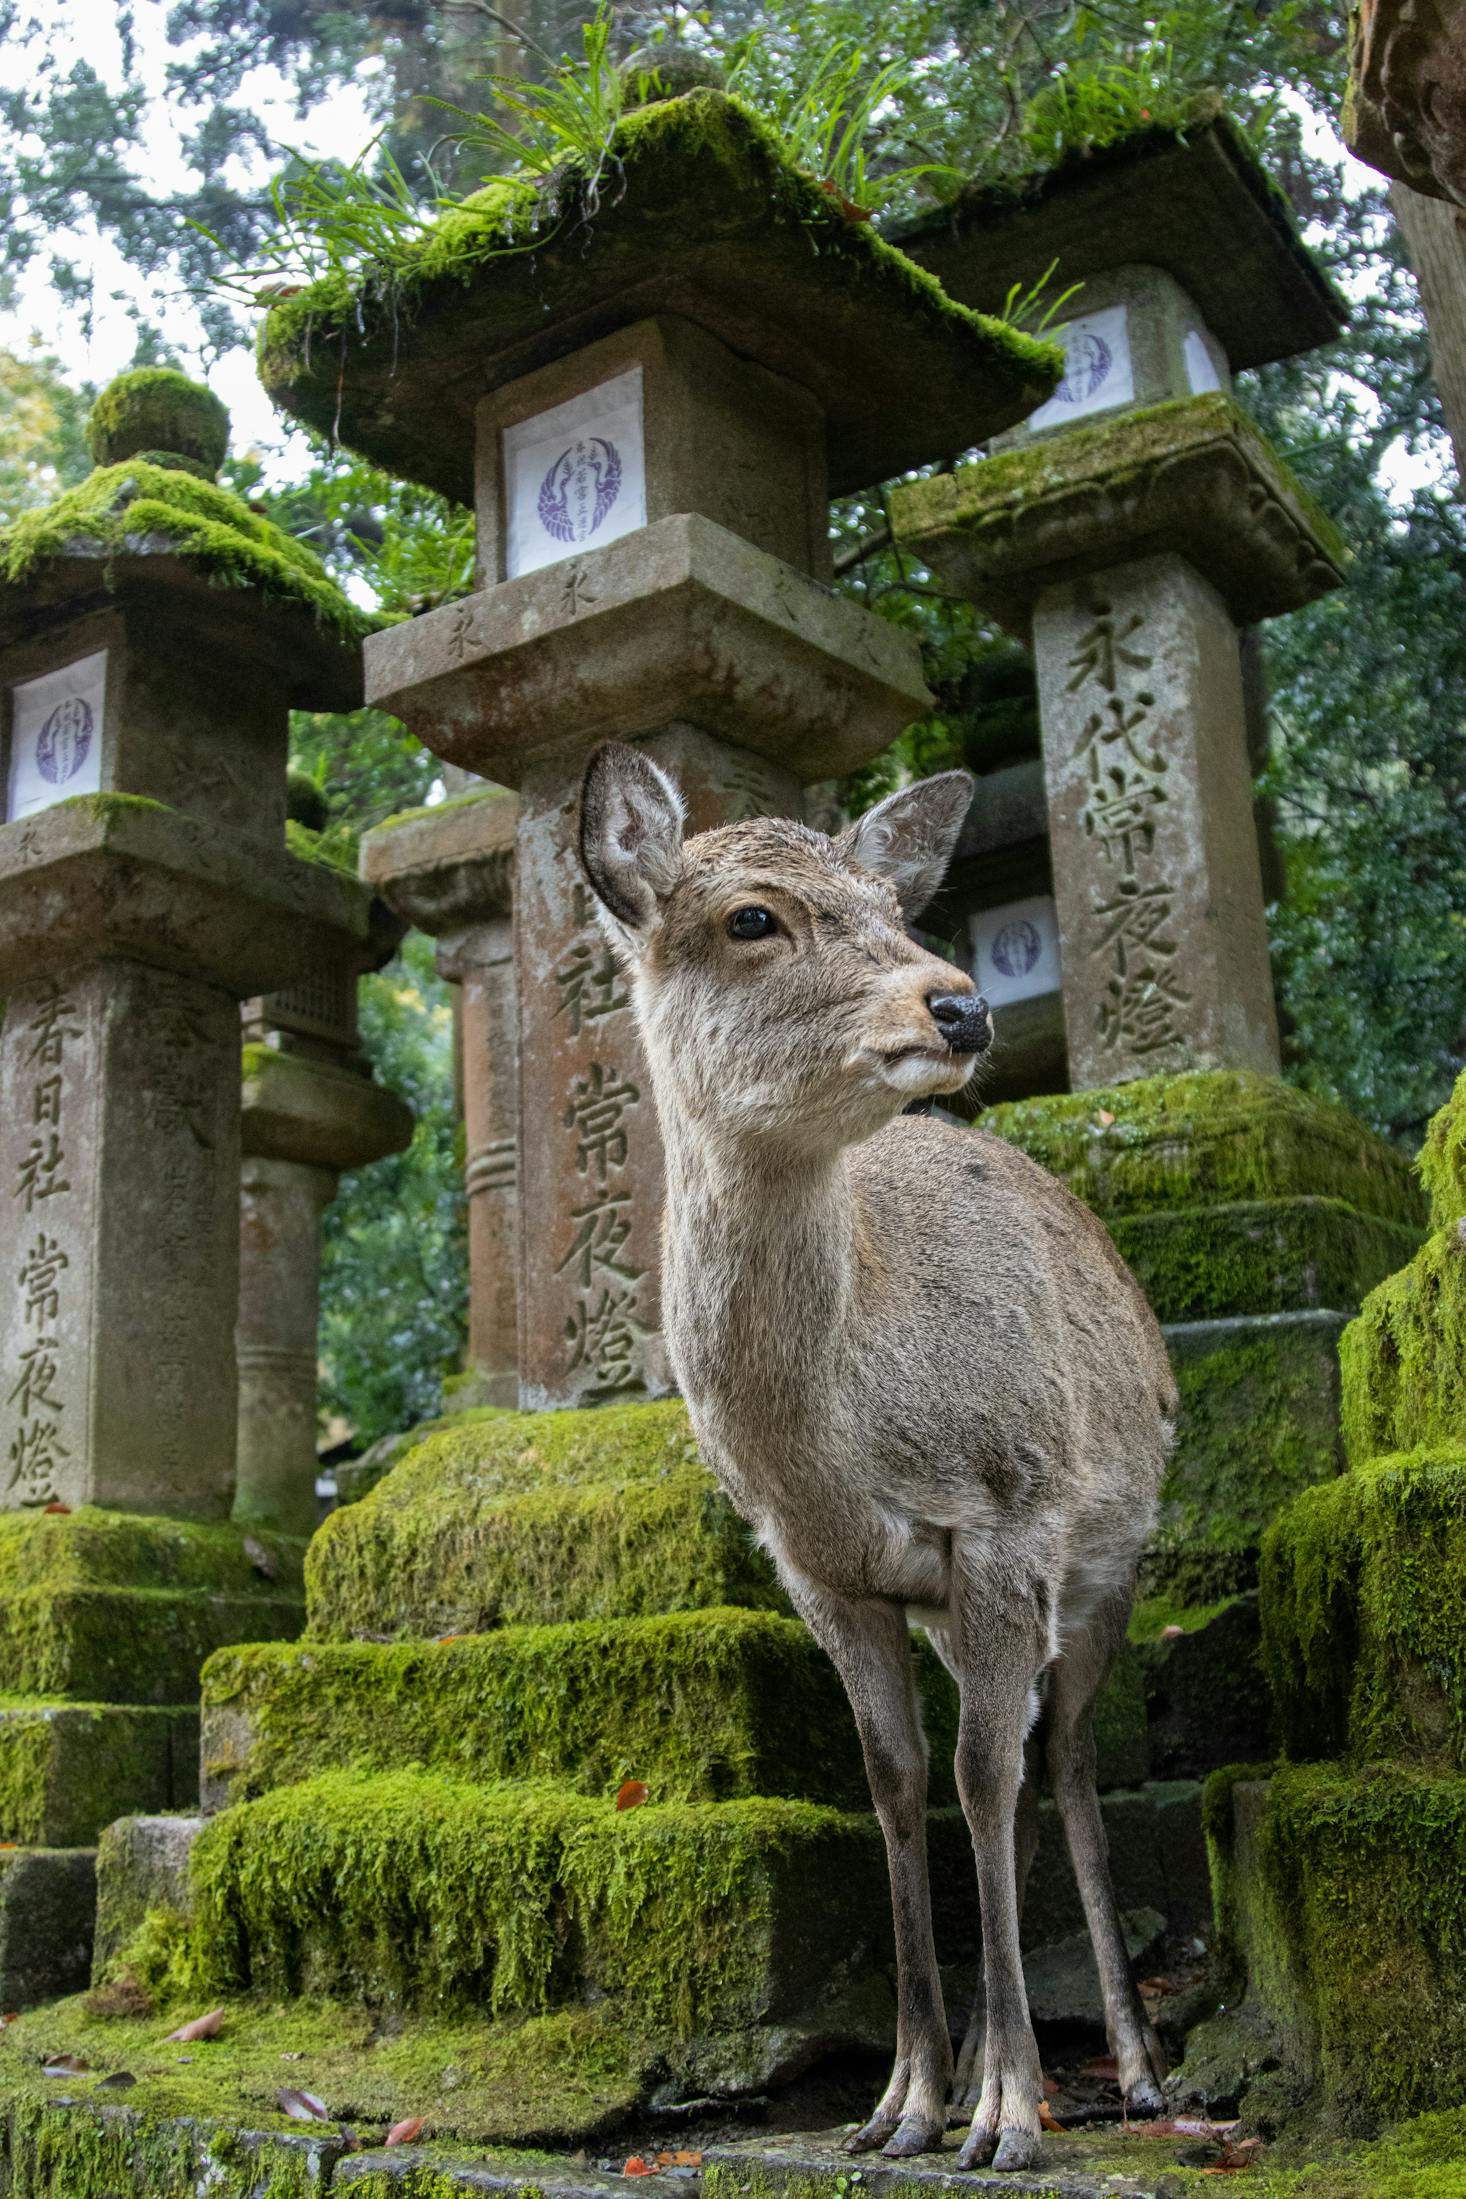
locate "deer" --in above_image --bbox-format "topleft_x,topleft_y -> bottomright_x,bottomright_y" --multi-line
578,742 -> 1176,2176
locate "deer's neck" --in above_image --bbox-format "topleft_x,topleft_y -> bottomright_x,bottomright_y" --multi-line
659,1111 -> 858,1408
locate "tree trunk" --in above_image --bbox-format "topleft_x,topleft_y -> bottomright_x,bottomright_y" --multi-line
1391,180 -> 1466,482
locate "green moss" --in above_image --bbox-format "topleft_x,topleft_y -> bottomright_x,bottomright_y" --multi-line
894,392 -> 1350,576
188,1768 -> 885,2033
0,1585 -> 305,1704
200,1608 -> 953,1813
1419,1067 -> 1466,1233
85,368 -> 230,475
305,1400 -> 779,1641
1110,1196 -> 1419,1322
1200,1759 -> 1274,1972
0,460 -> 369,641
1146,1316 -> 1346,1601
984,1070 -> 1422,1227
1341,1227 -> 1466,1466
1262,1448 -> 1466,1768
284,817 -> 360,874
372,786 -> 513,835
0,1700 -> 196,1845
0,1507 -> 305,1601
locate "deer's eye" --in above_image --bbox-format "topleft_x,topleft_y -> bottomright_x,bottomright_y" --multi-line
727,906 -> 776,941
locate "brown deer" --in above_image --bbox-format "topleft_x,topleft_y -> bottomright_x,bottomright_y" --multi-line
579,743 -> 1175,2175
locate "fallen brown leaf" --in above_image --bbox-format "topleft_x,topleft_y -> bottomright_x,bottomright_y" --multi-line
0,1845 -> 16,1852
1133,2119 -> 1241,2140
1138,1976 -> 1177,1997
42,1502 -> 71,1515
42,2055 -> 89,2075
277,2087 -> 329,2121
654,2152 -> 702,2167
1042,2076 -> 1060,2096
387,2117 -> 426,2146
622,2156 -> 658,2176
166,2008 -> 224,2043
616,1780 -> 650,1812
95,2071 -> 136,2089
1095,1109 -> 1116,1127
1080,2055 -> 1119,2080
435,1634 -> 460,1645
1038,2100 -> 1067,2133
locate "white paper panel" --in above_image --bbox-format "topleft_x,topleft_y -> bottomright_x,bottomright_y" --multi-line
970,893 -> 1063,1008
7,650 -> 107,822
1025,306 -> 1135,433
503,367 -> 647,579
1184,327 -> 1223,394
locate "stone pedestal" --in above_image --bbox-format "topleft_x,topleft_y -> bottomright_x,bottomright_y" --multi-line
362,786 -> 519,1407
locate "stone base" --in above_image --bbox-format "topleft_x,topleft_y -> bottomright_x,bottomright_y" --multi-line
0,1702 -> 198,1846
1204,1763 -> 1466,2125
1133,1595 -> 1269,1780
0,1847 -> 96,2010
92,1813 -> 202,1979
1262,1446 -> 1466,1767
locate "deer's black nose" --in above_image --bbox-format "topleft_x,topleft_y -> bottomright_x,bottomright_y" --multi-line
926,990 -> 992,1056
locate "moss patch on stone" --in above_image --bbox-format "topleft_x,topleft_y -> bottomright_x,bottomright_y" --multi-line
1110,1197 -> 1418,1322
373,786 -> 513,835
1262,1447 -> 1466,1768
0,1586 -> 306,1706
983,1070 -> 1422,1228
1419,1067 -> 1466,1234
305,1401 -> 778,1641
0,460 -> 369,641
190,1769 -> 887,2034
85,369 -> 230,475
1145,1314 -> 1346,1602
0,1700 -> 197,1846
0,1508 -> 306,1601
1340,1227 -> 1466,1466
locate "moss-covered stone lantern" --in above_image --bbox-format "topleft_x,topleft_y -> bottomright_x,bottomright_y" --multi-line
261,86 -> 1061,1412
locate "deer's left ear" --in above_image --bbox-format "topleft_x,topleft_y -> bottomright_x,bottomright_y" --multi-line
835,770 -> 974,921
579,742 -> 687,946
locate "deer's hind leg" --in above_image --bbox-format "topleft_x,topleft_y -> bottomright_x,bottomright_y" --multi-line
1046,1585 -> 1168,2115
780,1574 -> 952,2159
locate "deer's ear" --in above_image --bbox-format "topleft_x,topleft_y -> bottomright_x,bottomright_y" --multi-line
579,742 -> 687,942
835,770 -> 973,921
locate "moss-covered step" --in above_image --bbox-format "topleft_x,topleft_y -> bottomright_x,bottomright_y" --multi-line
1420,1067 -> 1466,1235
1340,1226 -> 1466,1466
305,1401 -> 778,1641
1148,1312 -> 1348,1602
189,1770 -> 892,2038
1131,1594 -> 1269,1779
983,1070 -> 1423,1228
1110,1197 -> 1419,1323
0,1507 -> 306,1703
0,1846 -> 96,2010
1205,1763 -> 1466,2124
0,1700 -> 198,1846
1262,1447 -> 1466,1767
92,1812 -> 201,1979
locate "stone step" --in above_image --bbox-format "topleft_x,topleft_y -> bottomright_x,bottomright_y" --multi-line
0,1845 -> 96,2011
0,1585 -> 305,1704
1130,1594 -> 1269,1779
1201,1762 -> 1466,2125
1111,1195 -> 1419,1322
0,1506 -> 306,1599
198,1611 -> 1151,1816
93,1812 -> 202,1980
1341,1226 -> 1466,1466
306,1400 -> 781,1640
1261,1446 -> 1466,1767
0,1700 -> 198,1846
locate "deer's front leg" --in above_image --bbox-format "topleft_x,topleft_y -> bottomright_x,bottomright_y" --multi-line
947,1559 -> 1053,2176
783,1573 -> 951,2159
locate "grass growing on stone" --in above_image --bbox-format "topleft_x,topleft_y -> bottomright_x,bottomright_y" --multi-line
305,1400 -> 780,1640
0,460 -> 369,640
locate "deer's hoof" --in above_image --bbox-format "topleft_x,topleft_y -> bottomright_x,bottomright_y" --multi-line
880,2116 -> 944,2160
954,2128 -> 997,2171
845,2117 -> 898,2155
1124,2076 -> 1166,2119
992,2129 -> 1043,2173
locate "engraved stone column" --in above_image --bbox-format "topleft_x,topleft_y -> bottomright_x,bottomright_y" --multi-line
362,788 -> 520,1406
893,393 -> 1349,1087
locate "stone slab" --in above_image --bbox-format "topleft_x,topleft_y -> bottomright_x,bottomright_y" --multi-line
240,1047 -> 413,1171
892,108 -> 1344,373
0,1505 -> 306,1597
1,1586 -> 304,1705
92,1811 -> 202,1977
360,786 -> 517,908
983,1069 -> 1423,1229
0,1845 -> 96,2010
0,793 -> 368,996
893,393 -> 1346,638
1110,1196 -> 1420,1322
259,91 -> 1058,506
0,1701 -> 197,1847
363,513 -> 928,788
0,2094 -> 347,2198
1136,1595 -> 1269,1780
704,2124 -> 1202,2199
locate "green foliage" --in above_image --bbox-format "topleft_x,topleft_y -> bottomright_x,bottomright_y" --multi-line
721,37 -> 958,215
0,345 -> 92,523
317,930 -> 467,1449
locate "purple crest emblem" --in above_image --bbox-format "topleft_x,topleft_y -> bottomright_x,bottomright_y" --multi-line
35,696 -> 93,786
991,918 -> 1042,980
538,435 -> 623,546
1056,329 -> 1113,405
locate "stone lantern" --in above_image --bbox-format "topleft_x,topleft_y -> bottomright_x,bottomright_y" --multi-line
260,87 -> 1060,1412
0,370 -> 379,2003
360,780 -> 519,1409
235,779 -> 414,1539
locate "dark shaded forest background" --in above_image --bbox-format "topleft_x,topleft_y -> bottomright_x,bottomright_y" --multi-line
2,0 -> 1461,1443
